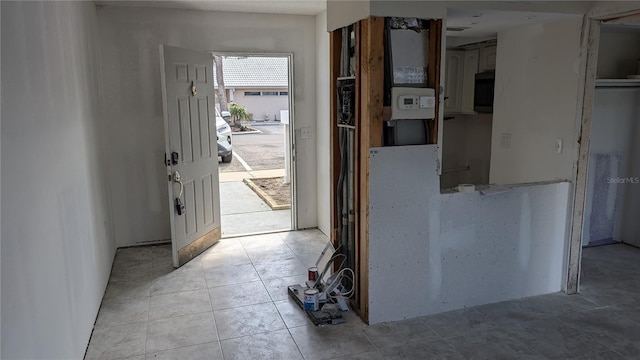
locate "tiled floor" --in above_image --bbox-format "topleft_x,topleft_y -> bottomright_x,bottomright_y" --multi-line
87,233 -> 640,360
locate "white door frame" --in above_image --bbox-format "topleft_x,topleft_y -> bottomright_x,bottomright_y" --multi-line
566,9 -> 640,294
209,51 -> 298,231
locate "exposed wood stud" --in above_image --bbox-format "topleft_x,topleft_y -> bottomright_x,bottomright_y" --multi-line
330,16 -> 442,324
358,16 -> 385,323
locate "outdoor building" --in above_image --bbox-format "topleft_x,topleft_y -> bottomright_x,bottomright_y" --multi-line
214,56 -> 289,121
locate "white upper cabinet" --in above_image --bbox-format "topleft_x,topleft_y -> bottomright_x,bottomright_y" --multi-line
479,45 -> 497,73
444,50 -> 464,114
461,49 -> 480,114
444,42 -> 496,115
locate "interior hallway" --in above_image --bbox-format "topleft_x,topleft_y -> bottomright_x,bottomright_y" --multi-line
86,232 -> 640,359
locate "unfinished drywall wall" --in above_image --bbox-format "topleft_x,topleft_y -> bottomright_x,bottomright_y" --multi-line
490,16 -> 583,185
1,2 -> 114,358
368,145 -> 570,324
316,10 -> 331,235
97,6 -> 318,246
582,86 -> 640,246
597,27 -> 640,79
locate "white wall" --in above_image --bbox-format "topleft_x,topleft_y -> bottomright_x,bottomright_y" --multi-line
597,27 -> 640,79
1,2 -> 114,358
326,0 -> 369,31
368,145 -> 571,324
316,10 -> 331,235
97,6 -> 318,246
490,17 -> 584,184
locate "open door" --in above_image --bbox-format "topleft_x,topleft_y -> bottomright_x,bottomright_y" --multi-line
160,45 -> 221,268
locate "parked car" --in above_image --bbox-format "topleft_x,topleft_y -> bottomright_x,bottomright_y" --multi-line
216,109 -> 233,163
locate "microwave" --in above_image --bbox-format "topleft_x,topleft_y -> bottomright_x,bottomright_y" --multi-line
474,71 -> 495,113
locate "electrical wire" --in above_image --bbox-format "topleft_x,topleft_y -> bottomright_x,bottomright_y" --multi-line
325,268 -> 355,299
335,128 -> 348,243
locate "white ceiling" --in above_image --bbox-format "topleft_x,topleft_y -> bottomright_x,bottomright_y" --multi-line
96,1 -> 625,37
446,7 -> 579,37
95,0 -> 326,16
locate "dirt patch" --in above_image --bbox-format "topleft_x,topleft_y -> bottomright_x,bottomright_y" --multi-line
243,177 -> 291,210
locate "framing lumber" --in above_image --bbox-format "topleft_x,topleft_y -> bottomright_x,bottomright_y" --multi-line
357,16 -> 385,323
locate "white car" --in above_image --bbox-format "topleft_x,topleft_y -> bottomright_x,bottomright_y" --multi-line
216,110 -> 232,163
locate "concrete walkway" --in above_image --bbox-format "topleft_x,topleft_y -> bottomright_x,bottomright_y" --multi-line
219,168 -> 285,183
219,169 -> 291,237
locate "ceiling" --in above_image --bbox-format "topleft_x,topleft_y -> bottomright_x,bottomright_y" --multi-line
446,7 -> 580,38
96,0 -> 633,36
95,0 -> 326,15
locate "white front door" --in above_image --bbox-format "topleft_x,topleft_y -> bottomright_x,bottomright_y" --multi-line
160,45 -> 221,267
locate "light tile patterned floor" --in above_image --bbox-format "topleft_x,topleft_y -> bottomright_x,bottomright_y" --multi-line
86,232 -> 640,360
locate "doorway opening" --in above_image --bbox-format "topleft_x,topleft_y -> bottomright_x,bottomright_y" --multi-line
574,17 -> 640,303
213,54 -> 296,238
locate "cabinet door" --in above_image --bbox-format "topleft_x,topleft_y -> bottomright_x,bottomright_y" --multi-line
461,49 -> 479,114
479,45 -> 497,72
445,50 -> 464,114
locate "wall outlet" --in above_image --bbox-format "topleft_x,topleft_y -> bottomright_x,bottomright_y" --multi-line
554,138 -> 563,154
301,127 -> 313,139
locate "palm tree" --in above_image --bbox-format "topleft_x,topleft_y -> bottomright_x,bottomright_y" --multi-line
214,55 -> 229,112
229,103 -> 251,125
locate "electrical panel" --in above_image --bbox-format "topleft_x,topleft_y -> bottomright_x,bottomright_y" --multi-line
337,77 -> 356,127
390,87 -> 435,120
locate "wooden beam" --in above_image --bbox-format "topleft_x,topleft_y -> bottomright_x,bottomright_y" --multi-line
329,29 -> 342,249
357,16 -> 385,324
428,19 -> 443,144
